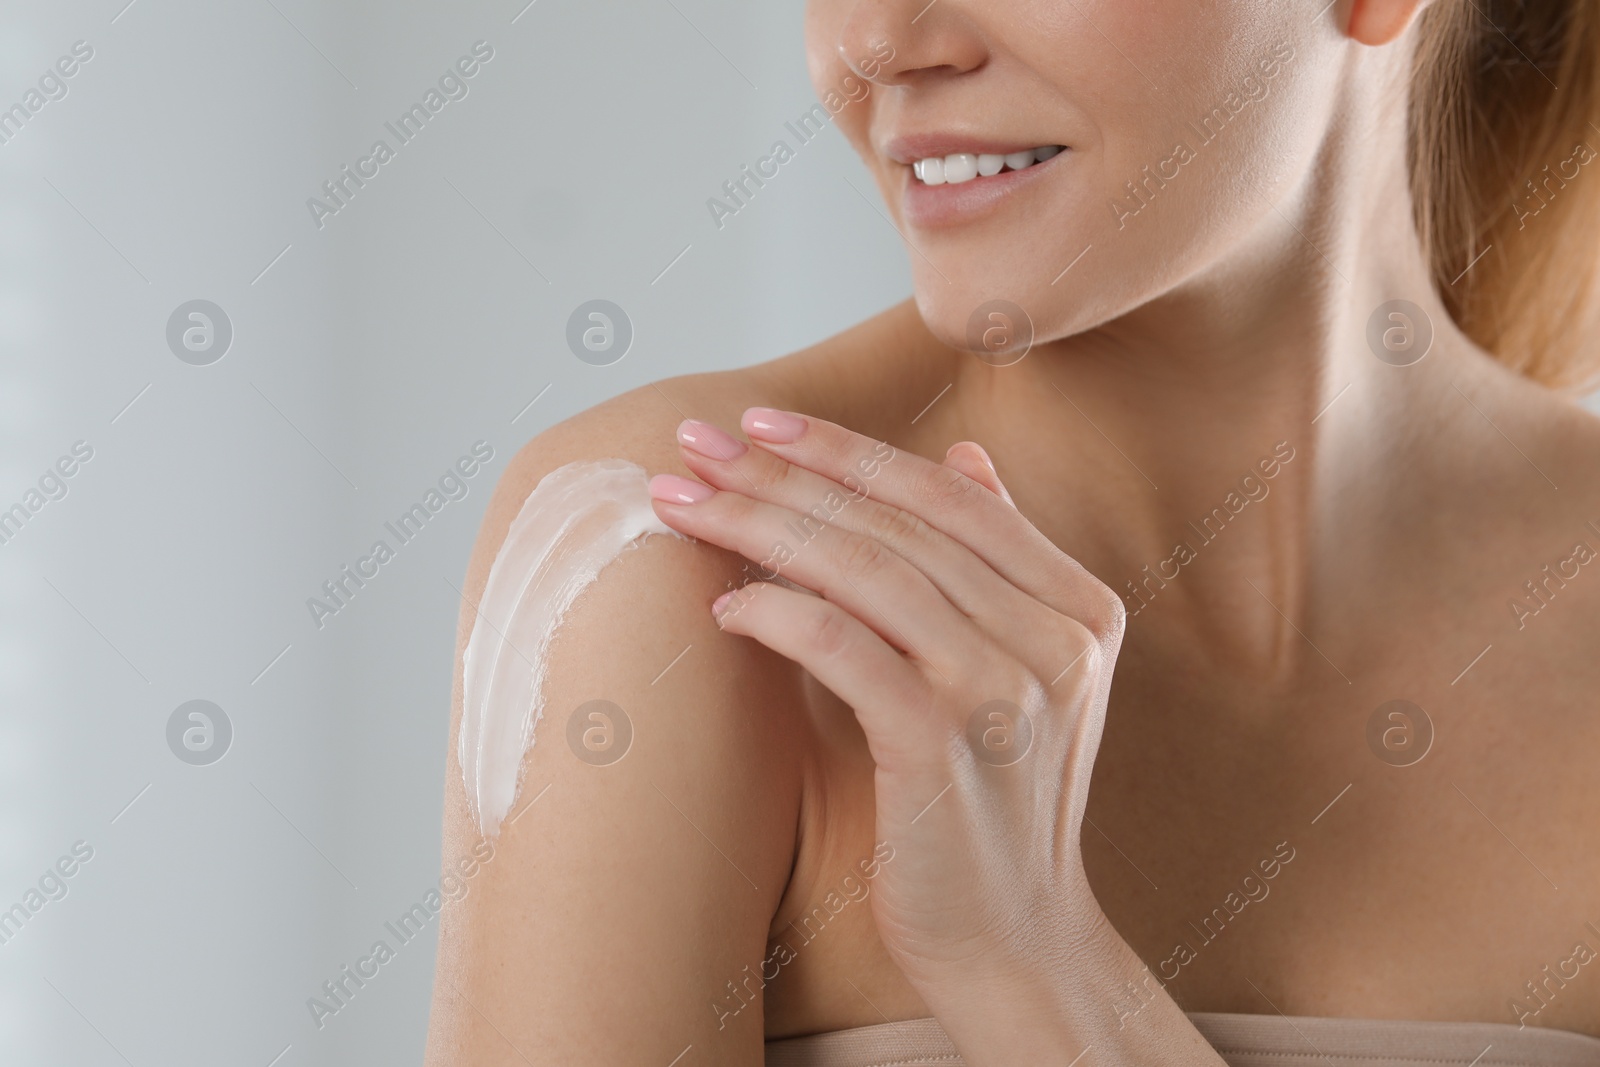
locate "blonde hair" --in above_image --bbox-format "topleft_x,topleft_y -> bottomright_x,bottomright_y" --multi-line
1411,0 -> 1600,390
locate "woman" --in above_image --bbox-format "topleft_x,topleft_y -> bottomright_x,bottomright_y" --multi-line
426,0 -> 1600,1063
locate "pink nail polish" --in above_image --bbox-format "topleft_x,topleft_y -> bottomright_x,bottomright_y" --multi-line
711,590 -> 736,615
648,474 -> 715,505
677,419 -> 748,460
742,407 -> 807,443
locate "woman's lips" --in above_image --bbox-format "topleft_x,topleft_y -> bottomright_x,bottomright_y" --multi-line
898,148 -> 1069,229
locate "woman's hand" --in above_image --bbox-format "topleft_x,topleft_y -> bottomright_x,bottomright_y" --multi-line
648,408 -> 1221,1064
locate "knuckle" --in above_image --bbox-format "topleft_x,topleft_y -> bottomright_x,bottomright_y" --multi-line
1041,558 -> 1127,642
832,531 -> 893,581
1100,592 -> 1127,642
859,502 -> 933,551
1035,568 -> 1079,608
1083,580 -> 1127,641
1056,618 -> 1101,666
749,454 -> 796,495
835,533 -> 890,580
911,465 -> 984,515
715,491 -> 763,534
803,605 -> 853,659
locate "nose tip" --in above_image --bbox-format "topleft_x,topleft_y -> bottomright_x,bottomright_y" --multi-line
837,35 -> 893,82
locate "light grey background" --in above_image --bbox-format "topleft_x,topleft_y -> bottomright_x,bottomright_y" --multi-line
6,2 -> 1599,1065
0,1 -> 907,1064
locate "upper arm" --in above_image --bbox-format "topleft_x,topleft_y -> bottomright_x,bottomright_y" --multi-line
425,405 -> 809,1066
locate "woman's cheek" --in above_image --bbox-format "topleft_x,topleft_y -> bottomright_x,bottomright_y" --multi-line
830,99 -> 875,163
804,0 -> 856,99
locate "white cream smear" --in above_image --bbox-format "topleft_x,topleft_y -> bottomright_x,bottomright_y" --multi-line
460,459 -> 681,838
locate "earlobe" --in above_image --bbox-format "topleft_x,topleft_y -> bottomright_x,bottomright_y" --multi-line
1346,0 -> 1431,46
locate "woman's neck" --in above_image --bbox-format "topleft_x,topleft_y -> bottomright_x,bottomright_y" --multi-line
805,47 -> 1503,687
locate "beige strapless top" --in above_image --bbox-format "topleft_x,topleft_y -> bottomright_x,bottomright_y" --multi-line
765,1013 -> 1600,1066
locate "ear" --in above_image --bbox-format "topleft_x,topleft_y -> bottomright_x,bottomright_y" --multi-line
1346,0 -> 1431,46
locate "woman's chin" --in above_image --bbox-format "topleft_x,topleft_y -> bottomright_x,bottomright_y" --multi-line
912,289 -> 1080,362
910,301 -> 968,353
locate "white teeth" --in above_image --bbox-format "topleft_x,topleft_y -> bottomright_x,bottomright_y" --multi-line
943,153 -> 979,184
911,145 -> 1064,185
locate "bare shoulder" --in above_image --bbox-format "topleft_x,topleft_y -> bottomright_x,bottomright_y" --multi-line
455,364 -> 815,673
1449,363 -> 1600,672
472,369 -> 785,564
1509,382 -> 1600,650
426,366 -> 818,1066
1458,357 -> 1600,486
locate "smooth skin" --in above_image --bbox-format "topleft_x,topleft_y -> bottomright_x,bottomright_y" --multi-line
425,0 -> 1600,1062
649,411 -> 1211,1063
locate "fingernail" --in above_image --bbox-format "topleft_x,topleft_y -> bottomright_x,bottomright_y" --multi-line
678,419 -> 748,460
742,407 -> 807,443
649,474 -> 715,505
712,590 -> 736,616
946,441 -> 996,472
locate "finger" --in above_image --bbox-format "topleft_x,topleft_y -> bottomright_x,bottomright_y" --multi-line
675,420 -> 1059,663
712,581 -> 936,766
648,474 -> 986,680
741,407 -> 1121,635
943,441 -> 1015,508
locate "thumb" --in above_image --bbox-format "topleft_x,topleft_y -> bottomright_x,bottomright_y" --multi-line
943,441 -> 1015,508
